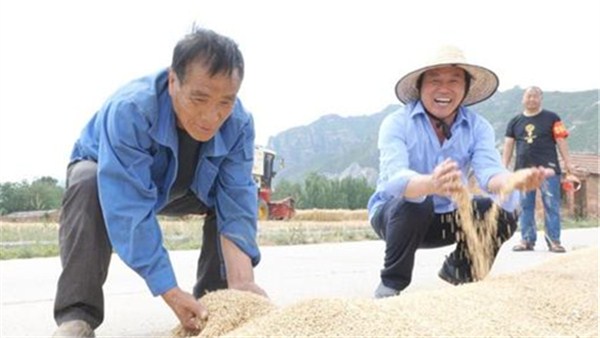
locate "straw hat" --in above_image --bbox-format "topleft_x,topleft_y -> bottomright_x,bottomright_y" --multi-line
394,45 -> 499,106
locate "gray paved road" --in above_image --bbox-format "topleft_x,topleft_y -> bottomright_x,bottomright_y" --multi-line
1,228 -> 597,337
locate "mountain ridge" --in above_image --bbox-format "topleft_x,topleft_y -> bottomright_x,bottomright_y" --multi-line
267,87 -> 599,185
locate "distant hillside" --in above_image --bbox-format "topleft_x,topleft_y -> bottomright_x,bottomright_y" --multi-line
267,105 -> 396,183
267,87 -> 599,185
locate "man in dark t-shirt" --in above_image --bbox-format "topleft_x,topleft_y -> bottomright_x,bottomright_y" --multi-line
502,86 -> 575,253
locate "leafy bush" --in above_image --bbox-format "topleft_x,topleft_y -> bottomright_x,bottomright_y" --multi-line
273,173 -> 374,210
0,177 -> 64,215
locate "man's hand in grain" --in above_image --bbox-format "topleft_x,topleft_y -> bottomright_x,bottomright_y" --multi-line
162,287 -> 207,331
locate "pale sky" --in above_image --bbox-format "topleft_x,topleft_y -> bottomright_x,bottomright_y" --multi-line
1,0 -> 599,183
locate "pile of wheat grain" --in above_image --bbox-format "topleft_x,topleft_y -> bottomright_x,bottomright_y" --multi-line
172,290 -> 275,337
173,247 -> 597,337
172,175 -> 597,337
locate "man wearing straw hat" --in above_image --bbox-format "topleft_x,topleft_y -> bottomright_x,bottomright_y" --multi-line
367,46 -> 554,298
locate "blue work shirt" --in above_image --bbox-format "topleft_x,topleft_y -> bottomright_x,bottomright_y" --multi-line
70,69 -> 259,296
367,101 -> 519,221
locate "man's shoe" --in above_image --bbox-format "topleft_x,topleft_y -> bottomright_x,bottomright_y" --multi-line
52,320 -> 95,338
547,240 -> 566,253
512,240 -> 534,252
544,235 -> 566,253
374,282 -> 400,299
438,254 -> 473,285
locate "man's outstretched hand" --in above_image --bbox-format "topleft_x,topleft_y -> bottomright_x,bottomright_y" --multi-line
507,167 -> 555,192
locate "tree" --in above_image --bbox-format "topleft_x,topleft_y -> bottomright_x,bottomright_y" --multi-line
0,177 -> 64,215
274,173 -> 374,210
28,177 -> 63,211
340,177 -> 373,209
0,181 -> 30,215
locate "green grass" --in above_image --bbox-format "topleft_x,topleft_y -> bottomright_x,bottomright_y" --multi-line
258,225 -> 379,246
562,217 -> 599,229
0,217 -> 596,260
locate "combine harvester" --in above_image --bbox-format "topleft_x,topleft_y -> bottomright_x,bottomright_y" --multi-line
252,146 -> 295,220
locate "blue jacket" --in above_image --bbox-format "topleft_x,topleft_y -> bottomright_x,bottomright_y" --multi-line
70,69 -> 259,296
368,101 -> 519,221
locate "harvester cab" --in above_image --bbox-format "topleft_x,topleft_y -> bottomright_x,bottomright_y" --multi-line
252,146 -> 295,220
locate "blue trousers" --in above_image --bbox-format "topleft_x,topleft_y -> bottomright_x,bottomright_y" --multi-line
518,175 -> 562,244
371,196 -> 517,291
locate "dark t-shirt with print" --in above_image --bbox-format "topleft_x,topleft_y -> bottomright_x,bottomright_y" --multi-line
505,109 -> 562,174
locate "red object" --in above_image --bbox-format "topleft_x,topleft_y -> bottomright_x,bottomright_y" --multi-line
562,173 -> 581,192
552,121 -> 569,139
562,180 -> 575,192
254,146 -> 296,220
259,188 -> 271,203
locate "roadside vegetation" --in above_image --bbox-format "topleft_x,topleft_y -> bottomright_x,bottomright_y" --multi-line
0,209 -> 597,260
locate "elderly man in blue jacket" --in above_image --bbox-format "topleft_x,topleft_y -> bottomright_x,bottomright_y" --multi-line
53,27 -> 266,337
